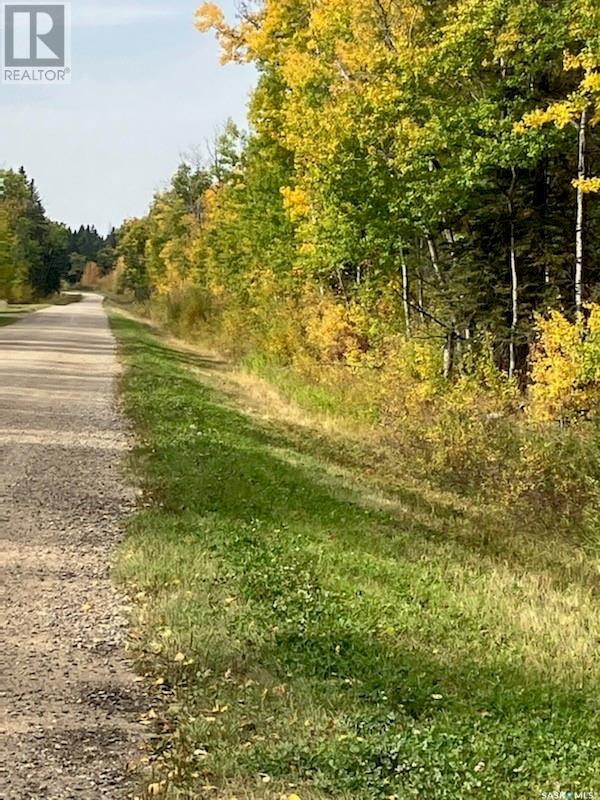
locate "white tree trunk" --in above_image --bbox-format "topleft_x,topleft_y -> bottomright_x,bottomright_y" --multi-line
507,168 -> 519,380
418,271 -> 425,323
427,233 -> 456,378
443,330 -> 455,379
426,235 -> 442,282
575,107 -> 587,316
509,214 -> 518,380
400,242 -> 411,337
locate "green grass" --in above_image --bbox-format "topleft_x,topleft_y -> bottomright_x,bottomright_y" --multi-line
0,294 -> 82,327
111,314 -> 600,800
0,305 -> 39,326
242,351 -> 380,424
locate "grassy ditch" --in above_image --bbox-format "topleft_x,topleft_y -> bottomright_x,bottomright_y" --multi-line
112,313 -> 599,800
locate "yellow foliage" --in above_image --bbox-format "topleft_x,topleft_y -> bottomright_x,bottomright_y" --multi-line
572,176 -> 600,193
517,48 -> 599,136
194,2 -> 255,64
581,71 -> 600,94
384,334 -> 516,424
303,291 -> 369,366
281,186 -> 312,221
194,2 -> 223,32
384,337 -> 444,414
280,50 -> 323,89
520,102 -> 580,131
528,307 -> 600,423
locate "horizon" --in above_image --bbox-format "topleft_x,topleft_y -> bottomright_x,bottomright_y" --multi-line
0,0 -> 256,234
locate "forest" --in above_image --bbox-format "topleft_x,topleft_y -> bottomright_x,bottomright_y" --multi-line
0,167 -> 116,301
107,0 -> 600,506
116,0 -> 599,394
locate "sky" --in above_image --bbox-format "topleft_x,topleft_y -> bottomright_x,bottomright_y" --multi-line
0,1 -> 256,232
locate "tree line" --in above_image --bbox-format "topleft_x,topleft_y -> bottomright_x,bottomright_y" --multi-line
0,167 -> 116,301
114,0 -> 599,387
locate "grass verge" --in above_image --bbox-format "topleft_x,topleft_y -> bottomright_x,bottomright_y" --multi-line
0,315 -> 21,328
112,313 -> 599,800
0,293 -> 82,327
0,304 -> 43,327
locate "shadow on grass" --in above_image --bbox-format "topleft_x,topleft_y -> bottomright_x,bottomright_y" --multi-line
119,318 -> 597,592
114,314 -> 600,796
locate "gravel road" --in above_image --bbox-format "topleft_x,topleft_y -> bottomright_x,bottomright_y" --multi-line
0,295 -> 145,799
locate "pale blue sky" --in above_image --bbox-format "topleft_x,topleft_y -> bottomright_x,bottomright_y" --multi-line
0,1 -> 256,232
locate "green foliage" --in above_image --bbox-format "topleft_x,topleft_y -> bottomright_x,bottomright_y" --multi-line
0,167 -> 110,300
0,167 -> 66,300
116,217 -> 152,298
114,0 -> 600,394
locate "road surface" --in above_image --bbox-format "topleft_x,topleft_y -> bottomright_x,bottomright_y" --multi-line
0,295 -> 144,799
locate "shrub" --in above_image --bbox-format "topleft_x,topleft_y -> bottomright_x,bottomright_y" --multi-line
528,305 -> 600,424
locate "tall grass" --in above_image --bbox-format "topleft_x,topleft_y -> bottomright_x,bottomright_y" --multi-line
115,286 -> 600,535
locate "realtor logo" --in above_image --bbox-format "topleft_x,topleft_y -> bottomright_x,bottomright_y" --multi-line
3,3 -> 71,83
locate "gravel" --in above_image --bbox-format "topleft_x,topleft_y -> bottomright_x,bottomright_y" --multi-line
0,295 -> 146,799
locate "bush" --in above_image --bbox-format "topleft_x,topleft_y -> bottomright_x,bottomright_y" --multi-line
528,305 -> 600,424
129,283 -> 600,526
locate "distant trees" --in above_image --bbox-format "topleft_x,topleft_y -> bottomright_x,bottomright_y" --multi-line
116,217 -> 151,299
0,167 -> 118,301
68,225 -> 117,283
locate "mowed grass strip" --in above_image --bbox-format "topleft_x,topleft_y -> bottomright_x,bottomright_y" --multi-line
0,307 -> 37,327
0,315 -> 21,327
112,314 -> 599,800
0,295 -> 81,327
